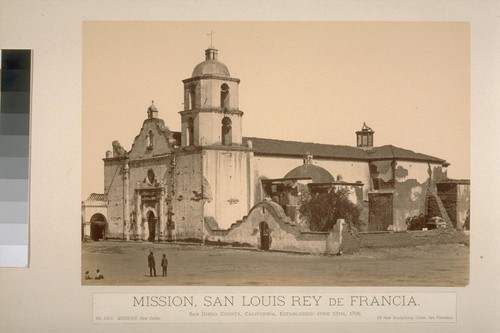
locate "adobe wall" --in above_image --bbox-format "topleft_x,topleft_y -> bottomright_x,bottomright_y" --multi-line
355,229 -> 468,249
369,161 -> 448,231
206,201 -> 334,254
171,152 -> 205,239
204,200 -> 467,255
103,158 -> 125,238
202,149 -> 251,230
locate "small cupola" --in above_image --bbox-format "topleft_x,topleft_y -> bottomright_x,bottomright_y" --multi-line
147,101 -> 158,119
205,46 -> 218,61
356,122 -> 374,149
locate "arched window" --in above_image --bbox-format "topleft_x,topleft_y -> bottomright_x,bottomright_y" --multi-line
189,87 -> 196,110
220,84 -> 229,109
187,117 -> 194,146
221,117 -> 232,146
147,130 -> 154,149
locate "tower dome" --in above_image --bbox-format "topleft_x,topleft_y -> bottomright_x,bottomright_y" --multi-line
284,164 -> 335,183
284,153 -> 334,183
191,47 -> 230,77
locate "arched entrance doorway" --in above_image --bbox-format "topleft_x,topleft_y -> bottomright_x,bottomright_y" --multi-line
147,211 -> 157,242
90,213 -> 107,241
259,221 -> 271,250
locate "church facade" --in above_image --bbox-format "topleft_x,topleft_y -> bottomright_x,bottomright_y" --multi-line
82,46 -> 469,252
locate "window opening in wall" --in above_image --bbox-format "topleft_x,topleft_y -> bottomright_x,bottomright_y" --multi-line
187,117 -> 194,146
189,87 -> 196,110
220,83 -> 229,109
221,116 -> 232,146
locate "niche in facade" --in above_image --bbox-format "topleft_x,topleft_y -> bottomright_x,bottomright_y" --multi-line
147,130 -> 154,149
147,169 -> 156,185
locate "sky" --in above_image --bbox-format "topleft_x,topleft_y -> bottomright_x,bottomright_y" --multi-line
82,21 -> 469,198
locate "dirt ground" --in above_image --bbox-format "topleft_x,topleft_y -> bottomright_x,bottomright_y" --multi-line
81,241 -> 469,286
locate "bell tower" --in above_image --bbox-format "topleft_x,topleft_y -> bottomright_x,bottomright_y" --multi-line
179,45 -> 243,147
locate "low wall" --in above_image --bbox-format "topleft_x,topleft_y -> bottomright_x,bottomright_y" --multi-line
205,201 -> 342,255
353,229 -> 469,249
204,201 -> 468,256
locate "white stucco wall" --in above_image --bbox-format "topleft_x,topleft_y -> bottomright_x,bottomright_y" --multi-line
203,149 -> 250,230
198,79 -> 239,111
197,112 -> 243,146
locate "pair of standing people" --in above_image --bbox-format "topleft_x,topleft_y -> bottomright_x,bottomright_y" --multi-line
148,251 -> 168,277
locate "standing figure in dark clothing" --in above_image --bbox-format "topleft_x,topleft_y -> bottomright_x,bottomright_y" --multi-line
148,251 -> 156,277
161,253 -> 168,277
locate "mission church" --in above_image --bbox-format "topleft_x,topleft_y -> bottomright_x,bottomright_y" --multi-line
82,44 -> 469,253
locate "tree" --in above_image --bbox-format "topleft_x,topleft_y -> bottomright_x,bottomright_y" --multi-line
299,187 -> 360,232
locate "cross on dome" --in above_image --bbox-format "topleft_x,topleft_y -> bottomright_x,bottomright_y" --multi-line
207,30 -> 215,47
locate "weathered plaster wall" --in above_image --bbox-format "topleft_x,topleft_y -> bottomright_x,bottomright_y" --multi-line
81,202 -> 108,225
207,201 -> 321,253
128,156 -> 171,240
206,201 -> 351,255
368,160 -> 447,231
395,161 -> 432,184
393,162 -> 428,231
128,119 -> 173,159
128,157 -> 169,193
103,159 -> 125,238
196,79 -> 240,111
171,152 -> 204,239
202,149 -> 250,230
370,160 -> 393,185
206,201 -> 467,255
180,112 -> 199,147
197,111 -> 243,145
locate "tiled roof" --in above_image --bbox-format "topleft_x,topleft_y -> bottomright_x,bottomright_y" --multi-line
243,137 -> 445,164
244,137 -> 368,160
86,193 -> 108,202
367,145 -> 445,163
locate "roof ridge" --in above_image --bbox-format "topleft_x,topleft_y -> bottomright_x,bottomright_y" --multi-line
245,137 -> 445,163
243,136 -> 358,148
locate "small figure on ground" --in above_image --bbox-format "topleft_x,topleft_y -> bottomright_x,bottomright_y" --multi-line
84,270 -> 92,280
94,269 -> 104,280
148,251 -> 156,277
161,253 -> 168,277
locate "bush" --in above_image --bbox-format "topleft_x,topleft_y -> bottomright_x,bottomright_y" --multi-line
406,214 -> 428,230
299,187 -> 360,232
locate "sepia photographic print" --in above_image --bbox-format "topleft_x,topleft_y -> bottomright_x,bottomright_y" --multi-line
82,21 -> 470,287
2,1 -> 499,331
